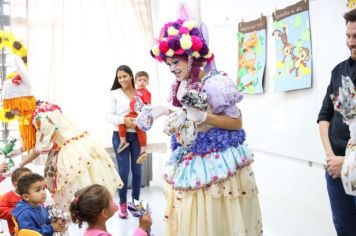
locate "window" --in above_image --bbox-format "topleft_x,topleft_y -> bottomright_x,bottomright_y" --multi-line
0,0 -> 26,144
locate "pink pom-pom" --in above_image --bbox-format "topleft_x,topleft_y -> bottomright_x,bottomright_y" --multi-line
191,36 -> 203,51
175,48 -> 185,55
207,54 -> 214,62
159,41 -> 169,53
179,27 -> 190,35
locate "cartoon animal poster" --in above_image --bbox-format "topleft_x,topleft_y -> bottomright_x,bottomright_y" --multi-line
237,16 -> 267,94
272,0 -> 312,92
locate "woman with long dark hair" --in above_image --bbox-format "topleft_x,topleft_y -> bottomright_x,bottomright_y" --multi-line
106,65 -> 143,219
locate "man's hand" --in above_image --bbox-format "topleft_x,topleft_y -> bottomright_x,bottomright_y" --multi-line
326,154 -> 345,178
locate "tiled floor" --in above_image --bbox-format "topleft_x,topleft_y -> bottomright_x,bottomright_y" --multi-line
67,186 -> 166,236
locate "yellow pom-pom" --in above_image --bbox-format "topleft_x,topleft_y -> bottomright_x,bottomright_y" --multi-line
182,20 -> 198,30
180,34 -> 192,50
152,44 -> 160,56
166,49 -> 174,57
191,51 -> 200,58
168,26 -> 179,36
203,50 -> 212,59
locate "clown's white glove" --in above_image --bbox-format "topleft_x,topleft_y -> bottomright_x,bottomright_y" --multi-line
185,108 -> 207,124
348,118 -> 356,144
150,105 -> 170,120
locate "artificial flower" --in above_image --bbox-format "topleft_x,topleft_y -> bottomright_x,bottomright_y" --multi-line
159,40 -> 169,54
204,51 -> 212,59
166,48 -> 174,57
168,26 -> 179,36
191,36 -> 203,51
191,51 -> 200,58
179,27 -> 190,35
151,44 -> 160,56
168,37 -> 181,51
182,20 -> 198,30
0,31 -> 6,49
180,34 -> 192,50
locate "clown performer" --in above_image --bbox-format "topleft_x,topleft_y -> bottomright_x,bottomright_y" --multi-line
0,31 -> 123,211
332,75 -> 356,196
146,19 -> 262,236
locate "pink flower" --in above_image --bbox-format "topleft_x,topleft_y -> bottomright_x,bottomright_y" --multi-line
175,48 -> 185,55
207,53 -> 214,62
179,27 -> 190,34
191,36 -> 203,51
159,41 -> 169,53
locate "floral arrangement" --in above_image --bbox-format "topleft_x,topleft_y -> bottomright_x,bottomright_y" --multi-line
0,30 -> 27,65
47,205 -> 71,236
347,0 -> 356,9
0,137 -> 17,171
150,19 -> 214,65
331,75 -> 356,122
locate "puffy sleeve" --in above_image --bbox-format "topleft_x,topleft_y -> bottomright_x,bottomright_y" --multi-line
203,71 -> 243,118
33,112 -> 58,153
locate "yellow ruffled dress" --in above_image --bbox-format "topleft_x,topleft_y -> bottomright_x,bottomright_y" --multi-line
33,101 -> 123,210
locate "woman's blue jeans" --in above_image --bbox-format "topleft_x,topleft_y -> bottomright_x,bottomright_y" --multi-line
112,131 -> 142,204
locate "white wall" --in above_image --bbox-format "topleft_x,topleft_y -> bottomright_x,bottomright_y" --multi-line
150,0 -> 349,235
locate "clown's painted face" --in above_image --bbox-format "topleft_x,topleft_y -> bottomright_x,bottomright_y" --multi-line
165,56 -> 190,82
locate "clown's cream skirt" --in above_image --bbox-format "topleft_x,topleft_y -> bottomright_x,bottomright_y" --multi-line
164,165 -> 262,236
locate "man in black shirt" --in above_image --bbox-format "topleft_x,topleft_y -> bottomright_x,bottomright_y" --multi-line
318,9 -> 356,236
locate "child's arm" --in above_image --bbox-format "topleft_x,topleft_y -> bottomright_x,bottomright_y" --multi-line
145,89 -> 151,105
17,214 -> 54,236
132,212 -> 152,236
0,193 -> 13,220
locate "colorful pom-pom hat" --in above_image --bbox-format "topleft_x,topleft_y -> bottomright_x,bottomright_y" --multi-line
150,19 -> 214,66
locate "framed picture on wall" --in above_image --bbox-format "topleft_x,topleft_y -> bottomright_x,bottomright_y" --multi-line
237,15 -> 267,94
272,0 -> 312,92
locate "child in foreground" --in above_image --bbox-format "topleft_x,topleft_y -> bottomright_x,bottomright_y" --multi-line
70,184 -> 152,236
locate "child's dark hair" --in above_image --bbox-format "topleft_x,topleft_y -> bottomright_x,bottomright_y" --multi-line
17,173 -> 45,196
11,167 -> 31,184
135,71 -> 149,81
70,184 -> 111,228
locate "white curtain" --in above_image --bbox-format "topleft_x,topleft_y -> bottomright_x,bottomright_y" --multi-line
26,0 -> 157,146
